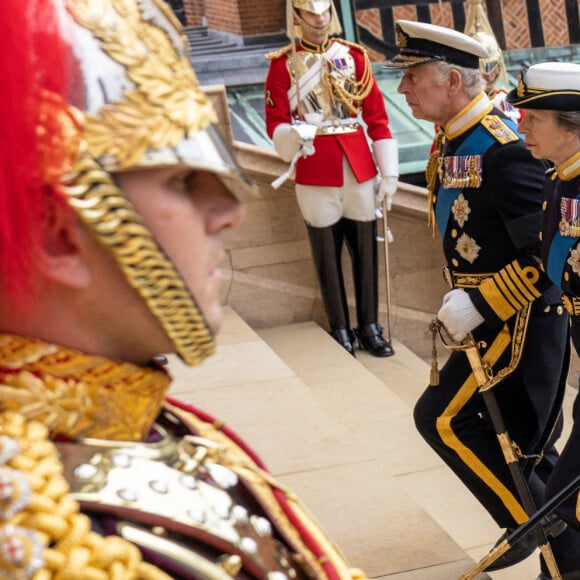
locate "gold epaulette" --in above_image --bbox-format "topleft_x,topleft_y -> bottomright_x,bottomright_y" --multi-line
334,37 -> 366,54
481,114 -> 520,145
265,44 -> 293,60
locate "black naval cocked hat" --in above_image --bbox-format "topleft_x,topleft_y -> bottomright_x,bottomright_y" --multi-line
506,62 -> 580,111
384,19 -> 489,70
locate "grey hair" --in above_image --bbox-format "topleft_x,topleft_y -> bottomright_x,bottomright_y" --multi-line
554,110 -> 580,135
430,61 -> 485,99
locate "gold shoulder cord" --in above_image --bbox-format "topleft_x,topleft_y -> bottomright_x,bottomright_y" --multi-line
324,42 -> 374,116
0,411 -> 170,580
425,130 -> 445,234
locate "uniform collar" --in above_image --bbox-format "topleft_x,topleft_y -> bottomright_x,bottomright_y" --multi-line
556,151 -> 580,182
300,38 -> 331,53
444,92 -> 493,141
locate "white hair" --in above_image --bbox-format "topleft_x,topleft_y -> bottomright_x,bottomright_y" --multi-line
431,60 -> 485,98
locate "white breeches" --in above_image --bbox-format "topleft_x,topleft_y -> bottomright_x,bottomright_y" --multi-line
295,156 -> 376,228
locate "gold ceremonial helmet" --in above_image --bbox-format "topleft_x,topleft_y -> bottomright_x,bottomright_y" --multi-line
464,0 -> 506,81
53,0 -> 253,366
286,0 -> 342,39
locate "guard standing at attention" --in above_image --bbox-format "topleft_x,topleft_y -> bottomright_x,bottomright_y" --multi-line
264,0 -> 399,357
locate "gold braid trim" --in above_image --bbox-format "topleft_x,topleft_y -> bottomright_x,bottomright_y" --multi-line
426,130 -> 445,234
0,335 -> 170,441
0,411 -> 171,580
166,402 -> 367,580
60,150 -> 215,367
324,42 -> 374,116
265,44 -> 292,60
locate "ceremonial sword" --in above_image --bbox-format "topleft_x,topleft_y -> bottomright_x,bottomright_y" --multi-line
432,320 -> 562,580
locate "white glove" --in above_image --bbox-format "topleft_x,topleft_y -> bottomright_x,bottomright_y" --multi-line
437,288 -> 484,342
375,175 -> 398,210
272,123 -> 317,163
372,139 -> 399,210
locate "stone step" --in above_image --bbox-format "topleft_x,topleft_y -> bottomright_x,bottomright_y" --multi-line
257,320 -> 551,580
167,307 -> 560,578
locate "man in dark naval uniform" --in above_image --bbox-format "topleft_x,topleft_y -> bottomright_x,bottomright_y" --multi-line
385,20 -> 575,573
0,0 -> 369,578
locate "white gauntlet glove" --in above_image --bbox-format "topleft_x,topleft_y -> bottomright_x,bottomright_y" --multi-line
272,123 -> 317,163
375,176 -> 398,209
437,288 -> 484,342
372,138 -> 399,210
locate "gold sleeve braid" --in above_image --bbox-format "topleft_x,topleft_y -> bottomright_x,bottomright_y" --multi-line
478,260 -> 542,320
0,411 -> 171,580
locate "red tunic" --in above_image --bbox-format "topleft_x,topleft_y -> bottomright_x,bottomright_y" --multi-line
265,39 -> 392,187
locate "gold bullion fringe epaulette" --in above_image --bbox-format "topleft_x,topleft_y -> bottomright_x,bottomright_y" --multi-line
0,334 -> 170,441
480,114 -> 519,145
478,260 -> 542,320
0,411 -> 170,580
562,294 -> 580,316
266,44 -> 293,60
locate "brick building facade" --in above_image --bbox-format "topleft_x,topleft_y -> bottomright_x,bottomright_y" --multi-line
181,0 -> 580,56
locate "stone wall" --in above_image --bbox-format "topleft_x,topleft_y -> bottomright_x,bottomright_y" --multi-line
182,0 -> 285,37
181,0 -> 580,55
205,85 -> 448,359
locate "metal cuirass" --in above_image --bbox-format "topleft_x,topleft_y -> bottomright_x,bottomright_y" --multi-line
287,45 -> 357,122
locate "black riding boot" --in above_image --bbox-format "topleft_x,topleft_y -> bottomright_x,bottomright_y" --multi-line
306,222 -> 355,356
343,218 -> 394,357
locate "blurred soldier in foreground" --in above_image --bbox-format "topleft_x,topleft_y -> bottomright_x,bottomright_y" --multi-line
0,0 -> 367,578
385,20 -> 575,573
264,0 -> 399,357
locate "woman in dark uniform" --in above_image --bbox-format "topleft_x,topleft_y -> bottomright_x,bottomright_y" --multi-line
508,60 -> 580,580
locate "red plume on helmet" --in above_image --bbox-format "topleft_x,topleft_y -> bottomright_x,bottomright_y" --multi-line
0,0 -> 73,303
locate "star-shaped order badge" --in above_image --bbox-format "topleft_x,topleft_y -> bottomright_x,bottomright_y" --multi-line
452,193 -> 471,228
567,246 -> 580,276
456,232 -> 481,264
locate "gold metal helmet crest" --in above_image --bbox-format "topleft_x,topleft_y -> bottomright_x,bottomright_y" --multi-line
293,0 -> 331,14
464,0 -> 506,81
